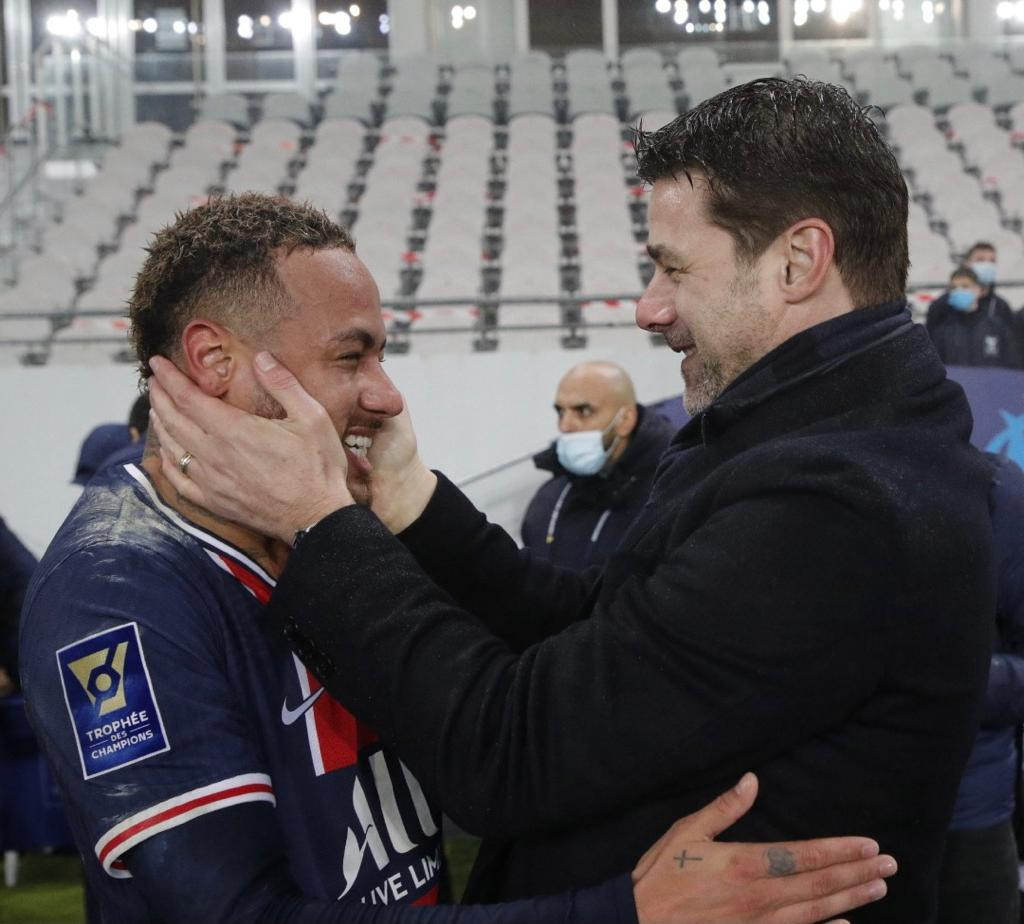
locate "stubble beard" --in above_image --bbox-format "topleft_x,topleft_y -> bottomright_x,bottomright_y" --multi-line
681,263 -> 765,417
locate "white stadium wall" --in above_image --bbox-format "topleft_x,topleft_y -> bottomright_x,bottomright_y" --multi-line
0,336 -> 684,558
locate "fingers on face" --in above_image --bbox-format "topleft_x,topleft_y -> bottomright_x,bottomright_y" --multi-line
149,379 -> 212,452
151,413 -> 207,507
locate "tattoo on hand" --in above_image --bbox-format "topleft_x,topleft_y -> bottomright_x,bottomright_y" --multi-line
764,847 -> 796,877
674,851 -> 704,869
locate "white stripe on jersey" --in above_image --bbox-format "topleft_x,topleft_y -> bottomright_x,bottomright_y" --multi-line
123,465 -> 277,588
95,772 -> 275,878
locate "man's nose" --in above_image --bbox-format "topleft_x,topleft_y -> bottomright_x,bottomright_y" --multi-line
636,274 -> 677,331
361,365 -> 404,418
559,416 -> 580,434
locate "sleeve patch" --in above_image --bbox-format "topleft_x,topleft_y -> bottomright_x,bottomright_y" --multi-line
56,622 -> 170,779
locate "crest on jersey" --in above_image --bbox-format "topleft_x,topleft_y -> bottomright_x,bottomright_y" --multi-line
57,622 -> 169,779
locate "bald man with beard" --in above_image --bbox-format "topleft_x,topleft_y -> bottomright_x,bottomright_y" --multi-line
521,362 -> 675,570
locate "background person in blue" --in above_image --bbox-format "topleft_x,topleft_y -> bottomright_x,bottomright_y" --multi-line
936,453 -> 1024,924
925,241 -> 1016,341
19,195 -> 894,924
927,266 -> 1024,369
148,80 -> 995,923
521,361 -> 674,570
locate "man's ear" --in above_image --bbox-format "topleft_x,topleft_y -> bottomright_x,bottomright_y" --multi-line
180,320 -> 238,397
779,219 -> 835,304
616,404 -> 639,438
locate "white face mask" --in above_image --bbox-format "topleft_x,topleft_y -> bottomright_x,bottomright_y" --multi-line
555,411 -> 624,476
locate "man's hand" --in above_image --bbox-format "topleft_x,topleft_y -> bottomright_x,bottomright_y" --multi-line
148,354 -> 352,544
632,774 -> 895,924
368,407 -> 437,533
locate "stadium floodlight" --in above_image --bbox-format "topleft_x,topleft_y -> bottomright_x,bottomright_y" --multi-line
278,10 -> 292,29
1015,0 -> 1024,20
464,4 -> 477,18
674,4 -> 689,22
259,14 -> 272,25
350,3 -> 360,15
142,17 -> 158,32
129,18 -> 142,30
187,21 -> 198,33
656,0 -> 671,10
335,11 -> 352,33
85,15 -> 106,37
997,0 -> 1012,15
319,11 -> 335,24
892,0 -> 904,20
172,19 -> 186,33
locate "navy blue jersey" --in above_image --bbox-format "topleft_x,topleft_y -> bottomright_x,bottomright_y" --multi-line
20,463 -> 443,921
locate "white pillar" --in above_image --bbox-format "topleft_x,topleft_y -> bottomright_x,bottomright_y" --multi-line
514,0 -> 529,52
389,0 -> 431,59
3,0 -> 32,130
203,0 -> 226,94
602,0 -> 618,59
291,0 -> 316,98
777,0 -> 794,59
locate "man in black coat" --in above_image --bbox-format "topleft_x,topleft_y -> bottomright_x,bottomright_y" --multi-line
147,78 -> 995,923
522,361 -> 674,570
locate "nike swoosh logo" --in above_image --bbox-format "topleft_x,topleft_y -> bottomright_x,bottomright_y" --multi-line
281,687 -> 325,726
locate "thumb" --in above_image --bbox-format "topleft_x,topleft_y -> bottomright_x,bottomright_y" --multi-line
688,772 -> 759,841
252,352 -> 325,420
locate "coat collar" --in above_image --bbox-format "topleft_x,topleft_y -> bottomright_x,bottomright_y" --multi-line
676,300 -> 914,446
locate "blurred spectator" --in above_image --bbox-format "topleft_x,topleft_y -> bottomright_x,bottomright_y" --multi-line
926,242 -> 1015,336
937,454 -> 1024,924
72,393 -> 150,486
0,516 -> 36,695
521,362 -> 673,570
927,266 -> 1024,369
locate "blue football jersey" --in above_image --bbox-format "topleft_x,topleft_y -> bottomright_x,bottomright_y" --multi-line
20,463 -> 443,921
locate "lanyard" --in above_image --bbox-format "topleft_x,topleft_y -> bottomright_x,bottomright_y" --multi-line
545,481 -> 612,546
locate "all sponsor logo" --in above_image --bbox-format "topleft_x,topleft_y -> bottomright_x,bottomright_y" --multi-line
57,623 -> 169,779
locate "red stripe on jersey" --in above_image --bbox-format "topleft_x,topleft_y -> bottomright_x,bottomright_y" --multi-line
307,670 -> 379,774
97,781 -> 273,867
413,885 -> 440,906
217,554 -> 272,604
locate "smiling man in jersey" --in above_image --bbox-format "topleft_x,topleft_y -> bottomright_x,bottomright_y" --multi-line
20,194 -> 897,924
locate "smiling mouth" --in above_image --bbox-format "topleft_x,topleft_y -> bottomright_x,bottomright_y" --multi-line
342,434 -> 372,459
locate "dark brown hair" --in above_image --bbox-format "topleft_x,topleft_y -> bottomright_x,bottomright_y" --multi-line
129,193 -> 354,379
635,78 -> 909,307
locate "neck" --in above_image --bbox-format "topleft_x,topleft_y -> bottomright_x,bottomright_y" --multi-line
140,436 -> 291,578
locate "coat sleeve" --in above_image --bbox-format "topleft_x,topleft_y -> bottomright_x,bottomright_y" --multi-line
267,480 -> 903,838
398,474 -> 598,650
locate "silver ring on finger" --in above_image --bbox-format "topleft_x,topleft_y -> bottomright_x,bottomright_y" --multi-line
179,451 -> 194,476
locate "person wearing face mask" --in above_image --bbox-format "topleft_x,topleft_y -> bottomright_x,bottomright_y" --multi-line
927,266 -> 1024,369
926,242 -> 1016,341
520,362 -> 674,571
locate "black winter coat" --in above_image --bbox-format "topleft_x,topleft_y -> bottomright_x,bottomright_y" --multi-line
269,301 -> 995,923
520,405 -> 675,571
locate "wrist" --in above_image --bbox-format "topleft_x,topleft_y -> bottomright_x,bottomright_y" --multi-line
373,460 -> 437,533
283,486 -> 353,545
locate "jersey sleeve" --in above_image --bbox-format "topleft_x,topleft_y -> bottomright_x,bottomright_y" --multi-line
20,541 -> 274,879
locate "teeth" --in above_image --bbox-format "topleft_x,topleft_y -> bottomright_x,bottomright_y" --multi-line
343,435 -> 372,458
